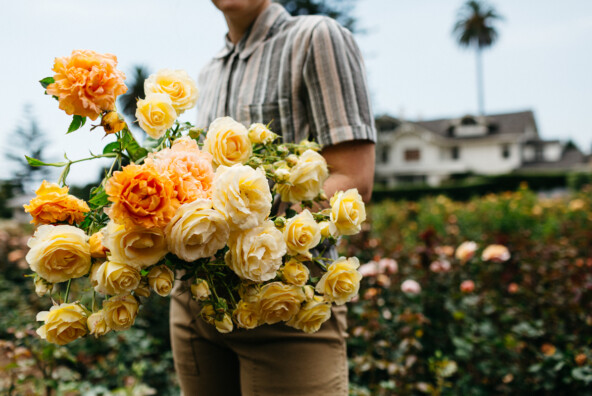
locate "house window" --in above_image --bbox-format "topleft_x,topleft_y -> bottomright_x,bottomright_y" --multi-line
501,144 -> 511,159
404,149 -> 420,162
379,145 -> 390,164
451,146 -> 460,160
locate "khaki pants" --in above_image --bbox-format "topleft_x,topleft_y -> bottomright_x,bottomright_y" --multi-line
170,281 -> 349,396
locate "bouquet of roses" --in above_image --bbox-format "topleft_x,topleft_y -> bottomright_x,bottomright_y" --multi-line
24,50 -> 366,346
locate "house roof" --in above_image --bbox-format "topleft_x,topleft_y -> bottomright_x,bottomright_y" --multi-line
414,110 -> 538,139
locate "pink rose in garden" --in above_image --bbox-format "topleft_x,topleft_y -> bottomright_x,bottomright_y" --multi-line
455,241 -> 478,263
358,261 -> 379,277
481,244 -> 511,262
460,280 -> 475,293
430,259 -> 451,273
376,274 -> 391,288
378,258 -> 398,274
401,279 -> 421,295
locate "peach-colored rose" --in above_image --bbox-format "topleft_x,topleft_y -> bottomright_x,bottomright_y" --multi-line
460,280 -> 475,293
144,69 -> 199,114
286,295 -> 332,333
508,283 -> 519,294
455,241 -> 478,263
24,181 -> 90,226
257,282 -> 306,325
36,303 -> 88,345
46,50 -> 127,120
145,137 -> 214,204
481,244 -> 511,262
316,257 -> 362,305
105,163 -> 178,229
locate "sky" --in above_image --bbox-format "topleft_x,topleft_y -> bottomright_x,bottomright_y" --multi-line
1,0 -> 591,186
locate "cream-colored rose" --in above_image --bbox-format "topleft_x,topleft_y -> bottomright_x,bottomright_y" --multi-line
200,304 -> 216,325
203,117 -> 252,167
147,265 -> 175,296
26,225 -> 91,284
36,303 -> 87,345
248,123 -> 277,144
275,149 -> 329,203
283,210 -> 321,258
165,199 -> 229,261
34,276 -> 53,297
144,69 -> 198,114
455,241 -> 478,263
87,310 -> 111,338
257,281 -> 306,325
214,313 -> 234,333
225,220 -> 286,282
282,258 -> 310,287
102,294 -> 139,331
481,244 -> 511,262
134,278 -> 151,298
212,165 -> 272,231
286,295 -> 332,333
316,256 -> 362,305
102,221 -> 168,270
330,189 -> 366,236
89,231 -> 108,258
191,278 -> 211,301
135,93 -> 177,138
233,300 -> 260,329
90,260 -> 141,296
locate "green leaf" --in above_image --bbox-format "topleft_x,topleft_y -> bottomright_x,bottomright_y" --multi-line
25,156 -> 67,167
67,115 -> 86,134
88,186 -> 109,209
39,77 -> 55,89
143,136 -> 164,150
103,141 -> 120,154
122,130 -> 148,162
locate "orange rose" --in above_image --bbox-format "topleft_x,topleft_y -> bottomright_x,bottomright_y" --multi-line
145,137 -> 214,204
46,50 -> 127,120
24,181 -> 90,225
105,163 -> 177,229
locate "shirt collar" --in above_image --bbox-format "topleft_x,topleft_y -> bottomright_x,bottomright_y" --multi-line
214,3 -> 290,60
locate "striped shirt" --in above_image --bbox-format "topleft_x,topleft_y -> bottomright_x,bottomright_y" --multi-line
196,3 -> 376,147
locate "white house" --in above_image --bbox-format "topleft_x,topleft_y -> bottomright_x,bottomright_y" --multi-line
374,110 -> 587,187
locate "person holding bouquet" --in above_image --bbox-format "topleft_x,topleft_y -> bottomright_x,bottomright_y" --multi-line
170,0 -> 376,394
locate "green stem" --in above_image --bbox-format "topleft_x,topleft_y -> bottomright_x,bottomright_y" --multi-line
91,290 -> 96,311
63,279 -> 72,303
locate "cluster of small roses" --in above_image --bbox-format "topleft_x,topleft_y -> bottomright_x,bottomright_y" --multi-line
25,50 -> 369,345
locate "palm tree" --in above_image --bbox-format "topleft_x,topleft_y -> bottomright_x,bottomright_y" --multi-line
453,0 -> 502,115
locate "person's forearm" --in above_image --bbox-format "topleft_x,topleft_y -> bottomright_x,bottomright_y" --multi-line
323,172 -> 373,204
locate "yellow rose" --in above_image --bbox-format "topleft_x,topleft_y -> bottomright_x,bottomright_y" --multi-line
233,300 -> 260,329
225,220 -> 286,282
316,256 -> 362,305
275,149 -> 328,203
36,303 -> 88,345
283,210 -> 321,258
319,221 -> 338,239
214,313 -> 234,333
134,278 -> 151,298
102,221 -> 168,270
144,69 -> 198,114
248,123 -> 277,144
26,225 -> 91,284
286,295 -> 332,333
303,285 -> 315,301
281,258 -> 310,287
135,93 -> 177,138
212,165 -> 272,231
147,265 -> 175,297
165,199 -> 229,261
87,310 -> 111,338
90,260 -> 141,296
200,304 -> 216,325
238,282 -> 260,302
23,180 -> 90,226
330,189 -> 366,236
191,278 -> 211,301
455,241 -> 478,263
257,281 -> 306,325
89,231 -> 108,258
203,117 -> 252,167
102,294 -> 139,331
481,244 -> 511,262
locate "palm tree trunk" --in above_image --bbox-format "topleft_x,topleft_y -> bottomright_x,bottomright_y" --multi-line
476,46 -> 484,115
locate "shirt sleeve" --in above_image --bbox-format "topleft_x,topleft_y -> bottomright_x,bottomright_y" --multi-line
302,18 -> 377,147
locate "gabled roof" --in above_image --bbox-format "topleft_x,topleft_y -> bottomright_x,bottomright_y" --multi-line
414,110 -> 538,138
